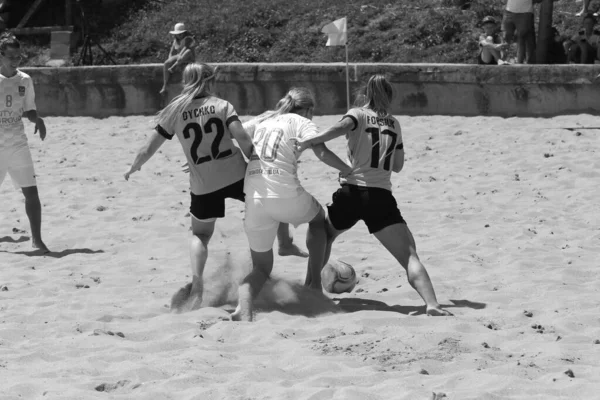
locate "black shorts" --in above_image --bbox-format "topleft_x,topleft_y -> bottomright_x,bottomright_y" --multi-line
190,179 -> 245,220
327,184 -> 406,234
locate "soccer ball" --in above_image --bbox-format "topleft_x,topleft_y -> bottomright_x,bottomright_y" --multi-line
321,259 -> 357,294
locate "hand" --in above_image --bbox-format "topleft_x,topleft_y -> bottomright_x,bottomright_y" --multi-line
168,67 -> 175,73
339,165 -> 352,179
182,162 -> 190,174
289,137 -> 310,152
124,166 -> 140,181
34,117 -> 46,141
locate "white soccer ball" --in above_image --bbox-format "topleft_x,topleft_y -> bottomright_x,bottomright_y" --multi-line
321,259 -> 358,294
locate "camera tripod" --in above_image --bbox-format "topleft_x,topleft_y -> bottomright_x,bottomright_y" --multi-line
74,0 -> 117,66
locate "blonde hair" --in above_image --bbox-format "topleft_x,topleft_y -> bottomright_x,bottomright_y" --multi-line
254,87 -> 316,124
357,74 -> 393,117
157,62 -> 217,128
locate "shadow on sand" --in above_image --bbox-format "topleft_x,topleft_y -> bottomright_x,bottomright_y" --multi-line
0,235 -> 30,243
0,248 -> 105,258
334,298 -> 487,316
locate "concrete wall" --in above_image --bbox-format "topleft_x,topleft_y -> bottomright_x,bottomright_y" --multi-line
20,63 -> 600,118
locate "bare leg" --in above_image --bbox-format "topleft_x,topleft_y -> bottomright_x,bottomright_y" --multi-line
160,56 -> 178,94
21,186 -> 49,253
303,208 -> 328,291
187,217 -> 216,310
373,223 -> 452,316
276,223 -> 308,258
305,215 -> 346,287
232,249 -> 274,322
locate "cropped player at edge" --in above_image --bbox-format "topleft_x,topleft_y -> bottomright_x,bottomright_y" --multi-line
232,87 -> 352,322
0,34 -> 49,253
292,74 -> 452,317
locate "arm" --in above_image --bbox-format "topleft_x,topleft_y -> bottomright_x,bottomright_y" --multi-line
170,48 -> 193,71
229,120 -> 254,159
392,148 -> 405,173
292,117 -> 354,151
23,110 -> 46,141
311,143 -> 352,176
168,41 -> 177,58
124,131 -> 167,180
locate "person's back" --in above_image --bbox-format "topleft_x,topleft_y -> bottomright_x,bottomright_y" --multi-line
341,107 -> 402,191
244,112 -> 318,199
158,95 -> 247,195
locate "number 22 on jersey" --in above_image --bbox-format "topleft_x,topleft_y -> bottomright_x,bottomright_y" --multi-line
250,127 -> 284,162
183,117 -> 232,165
367,127 -> 397,171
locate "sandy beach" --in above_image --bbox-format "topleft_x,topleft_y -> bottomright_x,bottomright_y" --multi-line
1,114 -> 599,399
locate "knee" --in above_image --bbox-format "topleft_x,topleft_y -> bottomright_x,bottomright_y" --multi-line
192,231 -> 213,246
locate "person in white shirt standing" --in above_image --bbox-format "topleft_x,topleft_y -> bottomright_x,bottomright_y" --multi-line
503,0 -> 542,64
0,34 -> 48,252
232,88 -> 352,322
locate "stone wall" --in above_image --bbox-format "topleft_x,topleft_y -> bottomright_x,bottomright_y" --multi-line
20,63 -> 600,117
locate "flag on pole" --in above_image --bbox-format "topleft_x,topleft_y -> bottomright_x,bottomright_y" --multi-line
322,17 -> 347,46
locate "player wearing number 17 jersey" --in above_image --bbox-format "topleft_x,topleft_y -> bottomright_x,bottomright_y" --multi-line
291,75 -> 452,317
125,63 -> 254,312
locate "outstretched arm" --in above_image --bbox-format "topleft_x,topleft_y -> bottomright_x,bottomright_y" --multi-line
311,143 -> 352,176
24,110 -> 46,141
125,131 -> 167,180
292,117 -> 354,152
229,120 -> 254,159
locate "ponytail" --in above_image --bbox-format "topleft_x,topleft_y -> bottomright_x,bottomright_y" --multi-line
156,63 -> 218,128
255,87 -> 315,124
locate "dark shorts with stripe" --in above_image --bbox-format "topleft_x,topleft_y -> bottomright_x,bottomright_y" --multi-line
190,179 -> 245,220
327,184 -> 406,234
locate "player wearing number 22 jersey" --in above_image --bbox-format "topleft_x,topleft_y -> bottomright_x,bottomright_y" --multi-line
125,63 -> 257,312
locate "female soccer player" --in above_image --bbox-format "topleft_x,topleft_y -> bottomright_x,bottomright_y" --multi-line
292,75 -> 452,317
0,34 -> 48,253
126,63 -> 305,311
232,87 -> 351,322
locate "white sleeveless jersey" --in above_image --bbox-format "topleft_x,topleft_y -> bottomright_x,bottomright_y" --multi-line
156,96 -> 247,195
244,113 -> 318,199
0,70 -> 36,149
340,107 -> 403,191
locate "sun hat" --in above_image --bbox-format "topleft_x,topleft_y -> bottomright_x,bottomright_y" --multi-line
169,23 -> 187,35
482,16 -> 497,25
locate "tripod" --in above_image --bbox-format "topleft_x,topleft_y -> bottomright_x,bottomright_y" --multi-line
74,0 -> 117,66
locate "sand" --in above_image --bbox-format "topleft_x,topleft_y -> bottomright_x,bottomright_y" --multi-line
1,114 -> 599,399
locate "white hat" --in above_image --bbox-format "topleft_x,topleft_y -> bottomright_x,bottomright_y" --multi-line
169,23 -> 187,35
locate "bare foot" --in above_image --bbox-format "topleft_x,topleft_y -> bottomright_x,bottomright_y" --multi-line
170,283 -> 192,313
427,306 -> 453,316
278,243 -> 308,258
159,87 -> 167,95
230,304 -> 242,321
32,240 -> 50,254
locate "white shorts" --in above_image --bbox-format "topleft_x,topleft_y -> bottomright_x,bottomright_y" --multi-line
0,144 -> 37,189
244,191 -> 322,252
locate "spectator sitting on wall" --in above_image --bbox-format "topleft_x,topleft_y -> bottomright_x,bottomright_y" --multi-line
160,23 -> 197,95
564,13 -> 600,64
547,26 -> 569,64
477,16 -> 508,65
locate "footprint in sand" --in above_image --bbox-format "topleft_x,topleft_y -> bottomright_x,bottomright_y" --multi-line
95,380 -> 140,392
92,329 -> 125,338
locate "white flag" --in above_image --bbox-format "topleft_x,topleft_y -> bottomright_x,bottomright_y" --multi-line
322,17 -> 347,46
